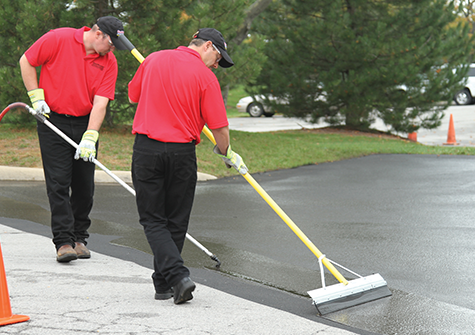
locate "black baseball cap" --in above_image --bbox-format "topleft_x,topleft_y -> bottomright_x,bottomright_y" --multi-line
96,16 -> 127,50
193,28 -> 234,68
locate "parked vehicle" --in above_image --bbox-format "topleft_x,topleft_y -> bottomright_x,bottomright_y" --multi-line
237,65 -> 475,115
236,95 -> 276,117
454,64 -> 475,105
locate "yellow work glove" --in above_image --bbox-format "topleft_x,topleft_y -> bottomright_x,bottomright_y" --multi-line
74,130 -> 99,162
213,145 -> 248,175
28,88 -> 50,115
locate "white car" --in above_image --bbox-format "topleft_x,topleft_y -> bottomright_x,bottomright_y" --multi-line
454,63 -> 475,105
236,95 -> 276,117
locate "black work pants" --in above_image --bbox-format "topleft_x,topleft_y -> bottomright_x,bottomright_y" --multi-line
132,134 -> 197,291
37,112 -> 96,250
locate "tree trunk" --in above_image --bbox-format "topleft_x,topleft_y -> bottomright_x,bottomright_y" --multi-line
221,85 -> 229,107
232,0 -> 273,45
222,0 -> 272,104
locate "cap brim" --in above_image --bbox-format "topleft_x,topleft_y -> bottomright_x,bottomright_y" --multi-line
218,48 -> 234,68
110,35 -> 128,50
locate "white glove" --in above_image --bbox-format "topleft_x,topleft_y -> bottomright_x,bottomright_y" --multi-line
75,130 -> 99,162
28,88 -> 50,115
213,145 -> 248,175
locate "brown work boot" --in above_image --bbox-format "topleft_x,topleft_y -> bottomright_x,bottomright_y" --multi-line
74,242 -> 91,259
56,245 -> 78,263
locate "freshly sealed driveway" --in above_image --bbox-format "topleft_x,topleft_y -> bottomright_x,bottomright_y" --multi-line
189,154 -> 475,334
2,154 -> 475,334
2,103 -> 475,334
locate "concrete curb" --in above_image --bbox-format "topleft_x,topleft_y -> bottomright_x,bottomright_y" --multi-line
0,165 -> 217,183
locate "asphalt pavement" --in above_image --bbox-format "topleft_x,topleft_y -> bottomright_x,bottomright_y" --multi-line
1,104 -> 475,334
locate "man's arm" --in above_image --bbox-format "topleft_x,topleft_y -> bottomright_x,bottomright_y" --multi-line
210,125 -> 230,154
74,95 -> 109,162
19,54 -> 38,91
88,95 -> 109,131
19,54 -> 50,115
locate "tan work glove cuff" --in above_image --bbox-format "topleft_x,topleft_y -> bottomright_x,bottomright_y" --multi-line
28,88 -> 45,104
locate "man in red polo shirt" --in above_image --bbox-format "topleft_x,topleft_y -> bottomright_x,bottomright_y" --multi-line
128,28 -> 247,304
19,16 -> 127,262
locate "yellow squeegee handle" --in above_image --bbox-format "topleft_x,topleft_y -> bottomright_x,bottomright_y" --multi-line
200,127 -> 349,285
117,33 -> 145,63
130,49 -> 145,63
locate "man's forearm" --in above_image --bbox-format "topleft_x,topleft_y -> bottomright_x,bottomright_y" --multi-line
88,95 -> 109,131
19,54 -> 39,91
210,126 -> 230,154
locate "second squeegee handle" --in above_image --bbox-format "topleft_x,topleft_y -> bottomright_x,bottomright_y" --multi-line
200,127 -> 349,285
117,33 -> 145,63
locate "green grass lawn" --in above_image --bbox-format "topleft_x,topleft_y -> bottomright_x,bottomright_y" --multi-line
2,86 -> 474,178
2,122 -> 474,178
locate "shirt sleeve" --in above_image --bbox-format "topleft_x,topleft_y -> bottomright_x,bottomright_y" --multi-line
24,30 -> 57,67
128,62 -> 145,103
95,57 -> 118,100
201,79 -> 229,129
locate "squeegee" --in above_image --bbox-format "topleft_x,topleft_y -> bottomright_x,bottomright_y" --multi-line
201,127 -> 391,314
117,33 -> 391,314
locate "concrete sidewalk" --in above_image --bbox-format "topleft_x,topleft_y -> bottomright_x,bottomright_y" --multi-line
0,224 -> 358,334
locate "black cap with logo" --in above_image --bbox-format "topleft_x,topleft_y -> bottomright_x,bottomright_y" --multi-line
193,28 -> 234,68
96,16 -> 127,50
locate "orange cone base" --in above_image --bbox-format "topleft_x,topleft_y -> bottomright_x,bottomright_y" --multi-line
0,314 -> 30,326
407,132 -> 417,142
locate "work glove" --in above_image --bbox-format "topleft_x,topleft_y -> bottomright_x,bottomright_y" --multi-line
213,145 -> 248,175
28,88 -> 50,115
74,130 -> 99,162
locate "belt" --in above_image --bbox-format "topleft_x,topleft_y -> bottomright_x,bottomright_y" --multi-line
51,111 -> 88,118
138,134 -> 196,145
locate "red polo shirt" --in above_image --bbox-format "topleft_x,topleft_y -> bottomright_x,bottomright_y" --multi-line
128,46 -> 229,144
25,27 -> 118,116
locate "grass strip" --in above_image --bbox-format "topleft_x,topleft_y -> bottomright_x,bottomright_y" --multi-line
1,124 -> 474,178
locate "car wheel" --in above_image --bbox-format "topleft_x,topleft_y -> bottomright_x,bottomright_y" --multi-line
454,88 -> 473,105
247,102 -> 264,117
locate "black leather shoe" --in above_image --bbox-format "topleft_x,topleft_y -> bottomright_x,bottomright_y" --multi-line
173,277 -> 195,304
154,288 -> 173,300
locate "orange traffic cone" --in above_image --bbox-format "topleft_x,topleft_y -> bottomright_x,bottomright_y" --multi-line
0,242 -> 29,326
407,132 -> 417,142
443,114 -> 459,145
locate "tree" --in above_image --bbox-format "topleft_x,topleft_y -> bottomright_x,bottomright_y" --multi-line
1,1 -> 64,122
252,0 -> 474,133
182,0 -> 270,105
456,0 -> 475,34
